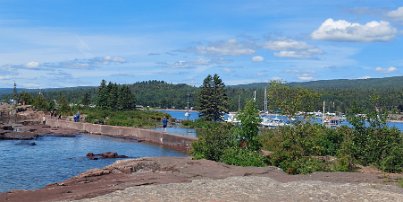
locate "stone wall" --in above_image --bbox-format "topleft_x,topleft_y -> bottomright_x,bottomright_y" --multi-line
45,116 -> 196,152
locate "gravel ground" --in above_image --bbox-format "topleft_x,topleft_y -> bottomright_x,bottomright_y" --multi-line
72,176 -> 403,202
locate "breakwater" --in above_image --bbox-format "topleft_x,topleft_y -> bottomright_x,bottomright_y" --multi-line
45,116 -> 196,152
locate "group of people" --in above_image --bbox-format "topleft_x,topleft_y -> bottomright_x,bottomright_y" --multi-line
50,110 -> 62,119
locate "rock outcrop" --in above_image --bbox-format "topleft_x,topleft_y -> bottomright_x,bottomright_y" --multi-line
86,152 -> 129,160
1,157 -> 402,202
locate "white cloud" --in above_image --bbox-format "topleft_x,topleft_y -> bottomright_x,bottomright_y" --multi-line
375,66 -> 397,73
312,18 -> 397,42
196,39 -> 255,56
298,73 -> 314,81
25,61 -> 40,68
252,55 -> 264,62
387,7 -> 403,23
103,56 -> 126,63
264,39 -> 322,58
358,76 -> 371,79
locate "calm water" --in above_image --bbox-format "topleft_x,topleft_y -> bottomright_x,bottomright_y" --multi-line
0,134 -> 186,192
159,109 -> 403,132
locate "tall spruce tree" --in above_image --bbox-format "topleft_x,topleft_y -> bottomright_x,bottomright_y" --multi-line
107,82 -> 119,109
199,74 -> 228,121
97,80 -> 108,109
81,92 -> 91,106
117,85 -> 135,110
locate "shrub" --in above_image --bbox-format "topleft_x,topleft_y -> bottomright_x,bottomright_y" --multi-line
379,144 -> 403,173
191,122 -> 236,161
220,147 -> 266,167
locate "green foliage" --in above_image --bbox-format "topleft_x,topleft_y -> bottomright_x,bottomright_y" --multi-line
268,81 -> 320,117
260,123 -> 347,174
97,80 -> 109,109
191,122 -> 235,161
346,101 -> 403,172
83,108 -> 167,128
57,94 -> 70,115
96,80 -> 136,110
198,74 -> 229,121
32,94 -> 49,111
235,100 -> 261,151
81,92 -> 91,105
18,92 -> 33,105
220,147 -> 266,167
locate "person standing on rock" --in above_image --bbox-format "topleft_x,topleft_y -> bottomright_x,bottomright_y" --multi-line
162,117 -> 168,132
42,116 -> 46,125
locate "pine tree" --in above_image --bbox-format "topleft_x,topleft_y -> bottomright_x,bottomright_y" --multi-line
199,74 -> 229,121
81,92 -> 91,106
97,80 -> 108,109
107,82 -> 119,109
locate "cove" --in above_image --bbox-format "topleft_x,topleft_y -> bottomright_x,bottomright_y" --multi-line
0,134 -> 187,193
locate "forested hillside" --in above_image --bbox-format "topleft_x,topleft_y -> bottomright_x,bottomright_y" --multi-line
1,76 -> 403,113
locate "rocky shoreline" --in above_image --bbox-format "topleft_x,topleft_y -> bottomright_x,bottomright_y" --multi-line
0,123 -> 81,140
1,157 -> 402,202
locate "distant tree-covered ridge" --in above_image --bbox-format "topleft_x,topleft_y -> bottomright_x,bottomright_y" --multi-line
2,76 -> 403,113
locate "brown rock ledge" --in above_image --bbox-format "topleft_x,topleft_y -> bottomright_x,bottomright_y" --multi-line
1,157 -> 402,202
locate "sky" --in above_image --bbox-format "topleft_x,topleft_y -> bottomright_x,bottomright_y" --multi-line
0,0 -> 402,88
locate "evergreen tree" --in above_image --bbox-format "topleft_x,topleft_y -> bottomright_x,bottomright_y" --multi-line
97,80 -> 108,109
117,85 -> 136,110
57,94 -> 70,115
107,82 -> 119,109
32,93 -> 49,111
236,100 -> 262,151
199,74 -> 229,121
81,92 -> 91,106
13,82 -> 17,103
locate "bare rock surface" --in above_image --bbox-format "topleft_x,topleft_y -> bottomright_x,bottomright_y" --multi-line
72,176 -> 403,202
1,157 -> 402,202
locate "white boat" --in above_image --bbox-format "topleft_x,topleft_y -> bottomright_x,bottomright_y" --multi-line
260,115 -> 287,128
225,112 -> 240,124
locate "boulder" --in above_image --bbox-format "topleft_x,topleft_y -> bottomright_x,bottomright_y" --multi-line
86,152 -> 128,160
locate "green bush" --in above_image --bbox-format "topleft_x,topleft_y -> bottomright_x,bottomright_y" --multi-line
379,144 -> 403,173
220,147 -> 266,167
191,122 -> 236,161
82,108 -> 168,128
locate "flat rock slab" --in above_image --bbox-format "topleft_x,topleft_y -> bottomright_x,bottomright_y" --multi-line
0,131 -> 38,140
1,157 -> 402,202
73,176 -> 403,202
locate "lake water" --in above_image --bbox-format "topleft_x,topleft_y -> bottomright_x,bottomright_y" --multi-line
159,109 -> 403,132
0,134 -> 186,193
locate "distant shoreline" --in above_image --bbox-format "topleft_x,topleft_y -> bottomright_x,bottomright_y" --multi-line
156,108 -> 199,112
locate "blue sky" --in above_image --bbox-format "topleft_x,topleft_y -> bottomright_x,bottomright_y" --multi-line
0,0 -> 402,88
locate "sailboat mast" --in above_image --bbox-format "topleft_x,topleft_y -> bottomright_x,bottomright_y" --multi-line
264,88 -> 268,113
322,101 -> 326,125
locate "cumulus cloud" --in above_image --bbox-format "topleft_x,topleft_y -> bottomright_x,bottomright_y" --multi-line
264,39 -> 322,59
375,66 -> 397,73
387,7 -> 403,23
25,61 -> 40,68
196,39 -> 255,56
298,73 -> 314,81
252,55 -> 264,62
312,18 -> 397,42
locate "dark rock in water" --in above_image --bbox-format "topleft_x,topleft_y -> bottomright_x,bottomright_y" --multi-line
86,152 -> 128,160
0,132 -> 38,140
15,141 -> 36,146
